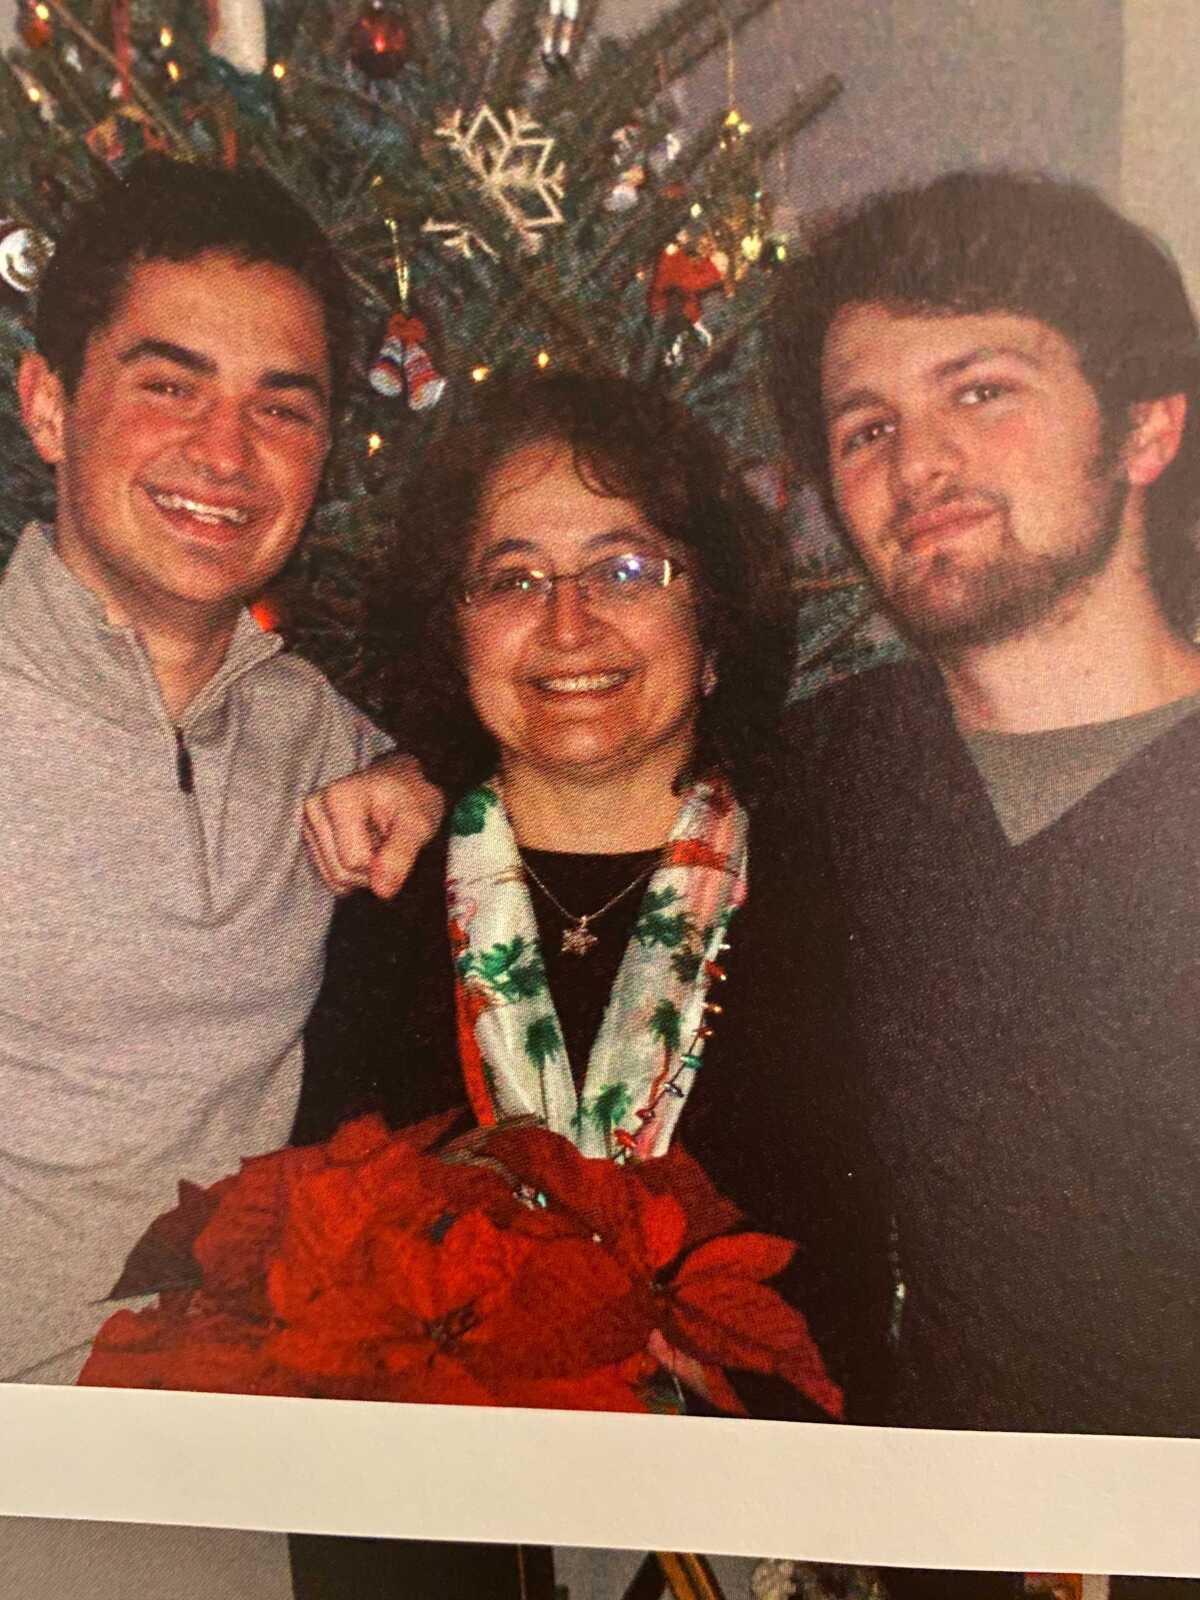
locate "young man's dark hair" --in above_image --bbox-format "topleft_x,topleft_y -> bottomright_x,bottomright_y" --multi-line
770,169 -> 1200,632
34,156 -> 354,417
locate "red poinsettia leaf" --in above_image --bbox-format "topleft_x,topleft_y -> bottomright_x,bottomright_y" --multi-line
623,1186 -> 688,1273
79,1301 -> 284,1397
647,1330 -> 749,1418
476,1273 -> 654,1380
665,1275 -> 843,1418
192,1161 -> 298,1313
774,1344 -> 845,1420
673,1231 -> 795,1286
479,1125 -> 619,1223
668,1273 -> 809,1364
492,1351 -> 658,1413
693,1362 -> 750,1418
104,1177 -> 223,1301
474,1127 -> 675,1277
632,1144 -> 744,1252
325,1113 -> 393,1163
384,1354 -> 499,1409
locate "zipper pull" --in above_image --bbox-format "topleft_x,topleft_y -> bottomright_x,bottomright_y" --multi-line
174,728 -> 194,794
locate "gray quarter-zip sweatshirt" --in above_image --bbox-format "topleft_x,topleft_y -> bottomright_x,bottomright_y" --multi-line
0,524 -> 390,1385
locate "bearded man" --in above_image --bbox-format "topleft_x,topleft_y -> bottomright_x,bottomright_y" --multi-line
769,170 -> 1200,1440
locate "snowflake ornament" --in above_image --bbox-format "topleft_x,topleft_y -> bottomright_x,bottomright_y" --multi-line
426,104 -> 566,257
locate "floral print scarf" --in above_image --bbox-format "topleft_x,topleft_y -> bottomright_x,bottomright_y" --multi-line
446,778 -> 749,1161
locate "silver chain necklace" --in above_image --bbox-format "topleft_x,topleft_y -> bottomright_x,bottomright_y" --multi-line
519,851 -> 661,956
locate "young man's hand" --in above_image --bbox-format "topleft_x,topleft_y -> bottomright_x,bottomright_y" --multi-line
303,754 -> 445,899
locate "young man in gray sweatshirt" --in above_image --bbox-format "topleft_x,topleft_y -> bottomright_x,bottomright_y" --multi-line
1,156 -> 432,1598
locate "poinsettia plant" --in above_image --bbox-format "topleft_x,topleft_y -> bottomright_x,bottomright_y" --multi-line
80,1113 -> 842,1419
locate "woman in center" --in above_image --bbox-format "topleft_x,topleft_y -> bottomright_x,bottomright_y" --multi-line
296,370 -> 889,1419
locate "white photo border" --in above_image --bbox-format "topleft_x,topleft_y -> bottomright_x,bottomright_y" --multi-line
1,1385 -> 1198,1577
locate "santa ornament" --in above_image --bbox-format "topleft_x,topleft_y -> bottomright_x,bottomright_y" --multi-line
647,235 -> 728,365
369,312 -> 446,410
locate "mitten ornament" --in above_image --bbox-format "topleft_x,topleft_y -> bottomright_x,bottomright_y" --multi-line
369,313 -> 446,410
540,0 -> 577,73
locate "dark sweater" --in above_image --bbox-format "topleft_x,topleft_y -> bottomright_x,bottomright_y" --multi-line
787,661 -> 1200,1436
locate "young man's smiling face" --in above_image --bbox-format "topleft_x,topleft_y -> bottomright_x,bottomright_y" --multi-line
20,249 -> 333,627
821,302 -> 1130,651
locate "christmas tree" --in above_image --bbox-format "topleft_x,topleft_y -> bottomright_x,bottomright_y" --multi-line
0,0 -> 895,707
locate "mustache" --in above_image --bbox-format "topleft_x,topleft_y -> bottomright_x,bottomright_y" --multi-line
888,484 -> 1009,546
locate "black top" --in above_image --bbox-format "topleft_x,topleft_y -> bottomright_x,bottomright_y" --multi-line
520,846 -> 660,1087
296,789 -> 894,1424
785,661 -> 1200,1436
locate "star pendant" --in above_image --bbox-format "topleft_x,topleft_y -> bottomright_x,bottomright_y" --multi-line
561,920 -> 598,956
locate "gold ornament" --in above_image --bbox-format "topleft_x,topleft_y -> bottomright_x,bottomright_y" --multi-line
425,105 -> 566,258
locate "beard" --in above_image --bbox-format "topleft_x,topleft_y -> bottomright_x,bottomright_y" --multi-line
874,473 -> 1129,655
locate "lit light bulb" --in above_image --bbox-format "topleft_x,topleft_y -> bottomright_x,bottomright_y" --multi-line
689,202 -> 703,218
536,350 -> 550,370
471,365 -> 490,383
166,60 -> 181,82
740,232 -> 763,263
367,432 -> 383,455
34,3 -> 50,20
724,109 -> 741,127
272,61 -> 287,80
27,84 -> 41,103
159,25 -> 173,47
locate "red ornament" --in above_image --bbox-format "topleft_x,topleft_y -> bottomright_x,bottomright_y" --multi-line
348,1 -> 409,79
19,2 -> 52,48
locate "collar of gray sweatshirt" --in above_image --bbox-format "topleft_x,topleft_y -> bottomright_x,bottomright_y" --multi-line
0,521 -> 283,733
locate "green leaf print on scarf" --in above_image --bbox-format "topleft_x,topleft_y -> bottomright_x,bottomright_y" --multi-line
577,1082 -> 633,1141
648,999 -> 682,1054
450,786 -> 499,836
634,887 -> 695,950
459,935 -> 546,1002
670,949 -> 703,983
525,1014 -> 564,1070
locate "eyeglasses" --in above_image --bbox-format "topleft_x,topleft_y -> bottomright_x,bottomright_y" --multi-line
459,551 -> 686,611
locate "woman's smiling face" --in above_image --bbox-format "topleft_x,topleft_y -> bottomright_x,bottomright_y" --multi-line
458,440 -> 703,787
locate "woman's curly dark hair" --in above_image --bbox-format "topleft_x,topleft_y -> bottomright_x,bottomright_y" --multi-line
367,371 -> 797,806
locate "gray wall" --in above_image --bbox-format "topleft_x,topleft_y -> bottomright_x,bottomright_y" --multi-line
602,0 -> 1124,211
